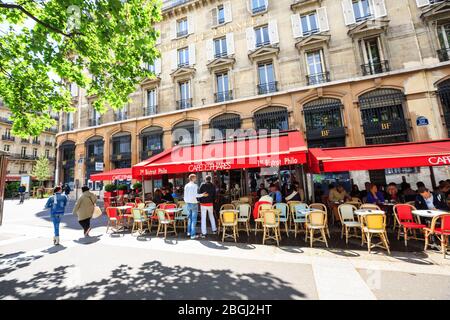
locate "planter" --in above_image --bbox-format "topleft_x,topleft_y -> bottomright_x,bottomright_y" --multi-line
117,190 -> 126,196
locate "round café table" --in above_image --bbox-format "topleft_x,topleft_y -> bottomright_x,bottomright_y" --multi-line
412,210 -> 446,219
354,209 -> 386,246
115,205 -> 134,230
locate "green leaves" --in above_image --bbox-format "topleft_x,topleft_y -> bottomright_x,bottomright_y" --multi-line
31,155 -> 52,183
0,0 -> 162,137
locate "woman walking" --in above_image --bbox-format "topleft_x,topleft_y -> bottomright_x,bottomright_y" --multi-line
73,186 -> 98,237
45,186 -> 68,245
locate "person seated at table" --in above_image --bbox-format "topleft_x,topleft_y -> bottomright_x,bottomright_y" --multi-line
350,184 -> 361,199
257,183 -> 268,198
416,181 -> 426,193
414,187 -> 447,211
153,188 -> 163,204
269,183 -> 282,204
359,182 -> 371,201
329,184 -> 350,203
366,184 -> 385,204
386,183 -> 399,202
161,187 -> 174,203
285,185 -> 302,202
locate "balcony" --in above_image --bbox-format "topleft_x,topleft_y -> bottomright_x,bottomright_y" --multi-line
45,127 -> 58,134
177,61 -> 190,69
21,138 -> 30,144
1,135 -> 15,141
19,170 -> 28,174
32,140 -> 41,145
361,60 -> 390,76
258,82 -> 278,95
110,152 -> 131,162
214,51 -> 229,59
306,72 -> 330,86
176,99 -> 193,110
114,112 -> 128,122
256,40 -> 271,48
217,17 -> 225,25
89,119 -> 102,127
0,116 -> 13,124
144,106 -> 158,116
177,30 -> 188,38
438,48 -> 450,62
214,91 -> 233,103
252,5 -> 267,14
45,141 -> 54,147
62,124 -> 74,132
355,14 -> 374,23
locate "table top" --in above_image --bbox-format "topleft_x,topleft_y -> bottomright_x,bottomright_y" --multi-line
412,210 -> 446,218
354,209 -> 385,215
296,208 -> 321,213
116,206 -> 134,210
164,208 -> 183,213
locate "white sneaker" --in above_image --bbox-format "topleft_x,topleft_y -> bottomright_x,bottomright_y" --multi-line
54,236 -> 60,245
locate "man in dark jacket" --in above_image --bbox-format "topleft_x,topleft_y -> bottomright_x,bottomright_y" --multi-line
199,175 -> 217,238
415,187 -> 449,211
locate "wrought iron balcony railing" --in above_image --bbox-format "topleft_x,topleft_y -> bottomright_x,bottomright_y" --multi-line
89,119 -> 102,127
252,5 -> 267,14
62,124 -> 74,132
256,40 -> 271,48
177,61 -> 190,68
361,60 -> 390,76
1,135 -> 15,141
214,91 -> 233,103
355,14 -> 374,23
176,99 -> 193,110
110,152 -> 132,161
257,82 -> 278,95
32,140 -> 41,145
438,47 -> 450,62
144,106 -> 158,116
0,116 -> 13,124
114,112 -> 128,122
214,51 -> 228,59
177,30 -> 188,38
306,72 -> 330,86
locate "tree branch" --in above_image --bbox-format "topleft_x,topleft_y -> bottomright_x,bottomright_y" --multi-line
0,2 -> 82,38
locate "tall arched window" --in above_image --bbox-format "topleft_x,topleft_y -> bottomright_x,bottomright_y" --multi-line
303,98 -> 345,148
85,136 -> 104,183
172,120 -> 200,146
359,89 -> 408,145
210,113 -> 241,140
254,106 -> 289,133
438,79 -> 450,137
141,126 -> 163,160
111,132 -> 131,169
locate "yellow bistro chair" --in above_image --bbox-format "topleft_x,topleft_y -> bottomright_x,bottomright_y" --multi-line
309,203 -> 330,238
362,214 -> 390,254
262,209 -> 281,246
305,210 -> 329,248
220,210 -> 238,243
255,203 -> 273,235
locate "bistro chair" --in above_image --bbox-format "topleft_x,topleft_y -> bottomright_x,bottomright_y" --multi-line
360,204 -> 381,211
309,203 -> 330,238
135,197 -> 143,205
393,204 -> 426,246
273,203 -> 290,236
176,200 -> 186,208
305,210 -> 329,248
346,198 -> 362,208
137,203 -> 146,209
288,201 -> 303,223
293,204 -> 309,238
424,213 -> 450,258
231,200 -> 241,208
155,209 -> 177,239
237,203 -> 251,236
220,210 -> 238,243
361,214 -> 390,254
175,204 -> 189,232
262,209 -> 281,246
131,208 -> 151,235
158,203 -> 177,210
106,207 -> 122,233
338,204 -> 361,244
239,197 -> 250,204
255,203 -> 273,235
220,204 -> 236,211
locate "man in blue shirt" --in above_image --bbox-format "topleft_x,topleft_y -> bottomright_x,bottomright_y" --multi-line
269,183 -> 282,204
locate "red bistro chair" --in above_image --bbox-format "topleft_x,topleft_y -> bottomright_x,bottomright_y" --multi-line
106,207 -> 123,233
393,204 -> 426,247
424,214 -> 450,258
159,203 -> 177,219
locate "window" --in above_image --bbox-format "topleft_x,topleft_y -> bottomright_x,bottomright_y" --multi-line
217,5 -> 225,25
33,148 -> 38,158
438,79 -> 450,138
215,73 -> 231,102
21,146 -> 26,157
178,47 -> 189,67
214,37 -> 228,58
45,149 -> 50,158
146,89 -> 158,116
258,62 -> 277,94
254,107 -> 289,132
178,81 -> 191,110
20,163 -> 25,173
255,25 -> 270,47
5,128 -> 11,138
3,145 -> 10,152
353,0 -> 372,22
360,37 -> 388,75
114,108 -> 127,121
141,127 -> 163,160
172,121 -> 198,146
177,18 -> 188,38
210,114 -> 241,140
301,12 -> 319,36
252,0 -> 267,14
91,108 -> 101,126
306,50 -> 329,85
65,112 -> 73,131
69,83 -> 78,97
438,24 -> 450,61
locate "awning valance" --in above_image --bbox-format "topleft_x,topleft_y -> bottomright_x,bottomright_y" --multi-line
90,168 -> 132,182
308,139 -> 450,173
133,131 -> 307,178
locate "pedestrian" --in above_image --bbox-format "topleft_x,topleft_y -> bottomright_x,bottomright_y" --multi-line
64,183 -> 71,196
199,175 -> 218,238
73,186 -> 98,237
184,174 -> 207,240
45,186 -> 68,245
18,184 -> 26,204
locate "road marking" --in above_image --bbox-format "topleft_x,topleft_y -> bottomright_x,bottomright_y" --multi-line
312,257 -> 377,300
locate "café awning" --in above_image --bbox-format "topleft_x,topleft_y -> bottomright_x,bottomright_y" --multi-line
90,168 -> 132,182
133,131 -> 307,178
308,139 -> 450,173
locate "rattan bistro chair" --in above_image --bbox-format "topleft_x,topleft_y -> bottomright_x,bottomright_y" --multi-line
424,213 -> 450,258
361,214 -> 390,254
131,208 -> 151,235
220,210 -> 238,243
218,204 -> 236,230
309,203 -> 330,238
293,203 -> 309,238
255,203 -> 273,235
262,209 -> 281,246
393,204 -> 425,246
305,210 -> 329,248
274,203 -> 290,236
237,203 -> 251,236
155,209 -> 177,239
338,204 -> 361,244
360,203 -> 381,211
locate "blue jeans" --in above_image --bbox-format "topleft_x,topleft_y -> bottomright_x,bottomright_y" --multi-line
51,214 -> 62,237
186,203 -> 198,238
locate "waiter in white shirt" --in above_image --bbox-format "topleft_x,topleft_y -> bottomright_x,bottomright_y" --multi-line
184,174 -> 207,240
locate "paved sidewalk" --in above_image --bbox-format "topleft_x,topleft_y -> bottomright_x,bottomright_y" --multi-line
1,199 -> 449,300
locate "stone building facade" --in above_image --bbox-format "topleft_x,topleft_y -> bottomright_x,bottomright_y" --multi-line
56,0 -> 450,192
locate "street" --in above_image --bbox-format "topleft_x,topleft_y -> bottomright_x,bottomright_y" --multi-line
1,198 -> 449,300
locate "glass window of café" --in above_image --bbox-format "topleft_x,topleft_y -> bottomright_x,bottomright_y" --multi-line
140,126 -> 163,161
111,133 -> 131,169
254,106 -> 289,133
172,120 -> 200,146
210,113 -> 241,140
85,136 -> 104,184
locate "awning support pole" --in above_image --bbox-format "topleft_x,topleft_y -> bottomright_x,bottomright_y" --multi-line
429,166 -> 437,190
141,176 -> 145,201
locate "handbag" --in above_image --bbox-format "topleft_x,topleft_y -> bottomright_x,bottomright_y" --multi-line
90,196 -> 103,219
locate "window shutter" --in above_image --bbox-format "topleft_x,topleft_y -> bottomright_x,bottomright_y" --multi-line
188,15 -> 195,34
291,14 -> 302,38
170,50 -> 177,70
246,27 -> 256,51
155,58 -> 162,75
226,33 -> 235,55
224,1 -> 233,23
189,44 -> 196,65
155,26 -> 161,45
416,0 -> 430,8
211,8 -> 218,26
373,0 -> 387,18
341,0 -> 356,26
246,0 -> 252,14
317,7 -> 330,32
264,0 -> 269,11
268,20 -> 279,45
206,39 -> 214,61
171,20 -> 177,39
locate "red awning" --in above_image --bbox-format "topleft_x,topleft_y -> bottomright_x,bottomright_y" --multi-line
133,131 -> 307,178
90,168 -> 132,182
308,139 -> 450,173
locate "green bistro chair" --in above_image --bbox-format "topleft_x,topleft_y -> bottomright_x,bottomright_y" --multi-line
156,209 -> 177,239
293,203 -> 309,238
131,208 -> 150,235
175,205 -> 189,232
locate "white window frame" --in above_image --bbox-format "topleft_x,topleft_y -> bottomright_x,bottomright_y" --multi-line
214,37 -> 228,58
255,25 -> 270,47
301,12 -> 319,36
147,88 -> 158,115
177,18 -> 188,37
177,47 -> 189,67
